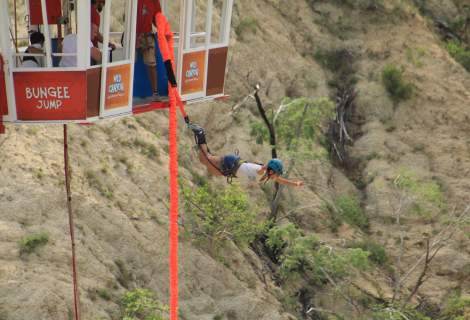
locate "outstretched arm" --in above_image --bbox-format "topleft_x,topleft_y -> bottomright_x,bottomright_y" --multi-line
271,175 -> 304,187
257,166 -> 303,187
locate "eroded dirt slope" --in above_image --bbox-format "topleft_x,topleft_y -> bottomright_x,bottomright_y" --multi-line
1,0 -> 469,319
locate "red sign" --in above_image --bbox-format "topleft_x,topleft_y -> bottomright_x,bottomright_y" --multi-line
105,64 -> 131,110
14,71 -> 87,121
0,55 -> 8,117
181,51 -> 206,95
207,47 -> 228,96
29,0 -> 62,25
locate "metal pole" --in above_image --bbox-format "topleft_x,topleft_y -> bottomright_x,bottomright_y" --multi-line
63,124 -> 81,320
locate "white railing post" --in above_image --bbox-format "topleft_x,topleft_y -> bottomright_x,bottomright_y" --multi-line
177,0 -> 187,95
76,1 -> 90,67
0,0 -> 17,121
222,0 -> 233,46
99,0 -> 113,117
40,0 -> 53,67
127,0 -> 138,108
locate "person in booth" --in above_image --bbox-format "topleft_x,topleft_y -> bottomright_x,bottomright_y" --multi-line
59,24 -> 102,67
136,0 -> 163,101
91,0 -> 116,49
20,31 -> 45,68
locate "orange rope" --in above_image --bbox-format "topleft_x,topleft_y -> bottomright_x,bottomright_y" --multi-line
168,85 -> 179,320
155,10 -> 181,320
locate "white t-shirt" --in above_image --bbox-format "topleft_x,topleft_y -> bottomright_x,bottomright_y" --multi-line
20,46 -> 42,68
237,162 -> 263,181
59,34 -> 93,67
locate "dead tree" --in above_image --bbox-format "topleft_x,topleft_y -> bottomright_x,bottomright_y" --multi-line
392,204 -> 470,304
328,88 -> 357,164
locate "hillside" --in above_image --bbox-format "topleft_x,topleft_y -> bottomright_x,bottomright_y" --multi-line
1,1 -> 470,319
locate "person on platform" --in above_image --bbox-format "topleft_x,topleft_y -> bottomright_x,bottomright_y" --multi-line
91,0 -> 116,49
136,0 -> 162,101
20,31 -> 44,68
59,25 -> 102,67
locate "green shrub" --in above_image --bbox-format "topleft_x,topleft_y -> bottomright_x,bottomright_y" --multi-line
86,170 -> 114,199
182,182 -> 266,247
19,232 -> 49,254
442,295 -> 470,320
314,49 -> 357,90
393,171 -> 445,219
121,288 -> 168,320
275,97 -> 335,146
350,240 -> 388,265
382,65 -> 413,103
322,202 -> 344,232
445,40 -> 470,71
266,223 -> 304,263
132,139 -> 159,159
97,289 -> 111,301
406,48 -> 426,68
250,122 -> 269,145
335,195 -> 369,230
250,97 -> 334,161
372,305 -> 431,320
235,17 -> 259,39
266,224 -> 369,282
336,0 -> 384,10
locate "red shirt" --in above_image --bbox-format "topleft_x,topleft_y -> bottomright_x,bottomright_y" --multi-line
137,0 -> 157,34
91,5 -> 100,46
91,5 -> 100,27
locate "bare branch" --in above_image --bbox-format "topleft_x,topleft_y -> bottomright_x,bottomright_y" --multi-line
307,307 -> 343,317
397,204 -> 470,289
404,238 -> 431,305
318,266 -> 361,313
273,100 -> 297,124
230,90 -> 256,115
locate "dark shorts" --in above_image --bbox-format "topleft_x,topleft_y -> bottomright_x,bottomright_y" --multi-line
221,154 -> 241,176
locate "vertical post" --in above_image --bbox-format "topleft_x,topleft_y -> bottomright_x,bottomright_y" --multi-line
177,0 -> 187,95
129,0 -> 138,62
205,0 -> 214,45
40,0 -> 53,67
189,0 -> 197,48
76,1 -> 90,67
123,0 -> 132,59
99,0 -> 112,117
184,0 -> 192,50
161,0 -> 167,15
14,0 -> 18,53
63,124 -> 80,320
202,0 -> 213,96
219,0 -> 227,44
0,0 -> 18,121
221,0 -> 233,46
126,0 -> 138,109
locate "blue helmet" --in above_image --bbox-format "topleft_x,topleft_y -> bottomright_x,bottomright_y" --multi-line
267,158 -> 283,175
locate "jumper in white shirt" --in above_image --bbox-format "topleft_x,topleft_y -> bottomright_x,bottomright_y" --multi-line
59,34 -> 94,67
237,162 -> 263,181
